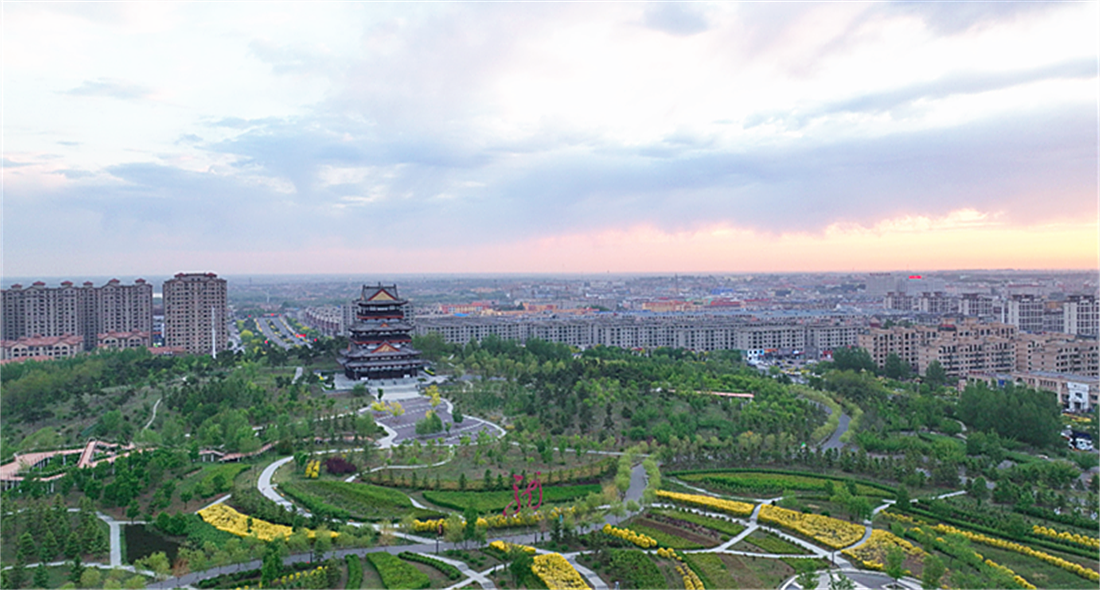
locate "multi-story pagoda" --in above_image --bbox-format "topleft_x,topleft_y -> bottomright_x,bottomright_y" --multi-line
338,284 -> 424,381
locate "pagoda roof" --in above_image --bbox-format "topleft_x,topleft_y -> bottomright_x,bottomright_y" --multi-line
361,284 -> 405,303
350,320 -> 414,331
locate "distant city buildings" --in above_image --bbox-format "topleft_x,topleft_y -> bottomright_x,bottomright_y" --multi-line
163,272 -> 228,356
414,313 -> 861,358
860,318 -> 1097,379
1,278 -> 152,358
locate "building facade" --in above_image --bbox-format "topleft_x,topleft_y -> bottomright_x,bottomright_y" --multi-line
0,334 -> 84,361
1,279 -> 152,351
163,273 -> 228,355
1064,294 -> 1099,337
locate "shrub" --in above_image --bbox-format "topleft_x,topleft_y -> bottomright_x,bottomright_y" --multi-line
608,550 -> 665,589
325,456 -> 357,475
367,551 -> 430,590
398,552 -> 462,580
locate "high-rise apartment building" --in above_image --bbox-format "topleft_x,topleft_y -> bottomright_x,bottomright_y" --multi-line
163,273 -> 228,356
1007,295 -> 1045,333
1064,294 -> 1099,337
1,279 -> 152,351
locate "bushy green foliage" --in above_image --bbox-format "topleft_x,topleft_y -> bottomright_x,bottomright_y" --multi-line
366,551 -> 430,590
285,480 -> 425,521
345,554 -> 364,590
397,552 -> 461,580
744,532 -> 809,555
957,382 -> 1062,447
608,549 -> 666,589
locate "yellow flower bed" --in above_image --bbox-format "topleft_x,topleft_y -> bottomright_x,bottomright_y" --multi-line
413,506 -> 576,532
655,490 -> 755,517
1032,525 -> 1100,550
932,524 -> 1099,583
198,504 -> 335,541
531,553 -> 591,590
758,505 -> 865,549
602,523 -> 656,548
842,529 -> 923,569
676,562 -> 705,590
490,540 -> 536,554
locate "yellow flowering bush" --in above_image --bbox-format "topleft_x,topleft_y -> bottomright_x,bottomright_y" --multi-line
531,553 -> 591,590
880,511 -> 921,525
676,562 -> 705,590
304,459 -> 320,479
413,506 -> 576,532
758,505 -> 865,549
1032,525 -> 1100,550
198,504 -> 335,541
931,524 -> 1099,583
843,529 -> 923,569
656,547 -> 678,559
490,540 -> 536,554
602,523 -> 657,548
655,490 -> 755,517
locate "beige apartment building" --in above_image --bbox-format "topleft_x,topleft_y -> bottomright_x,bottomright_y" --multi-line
163,273 -> 229,356
1,279 -> 152,351
1016,333 -> 1099,377
0,334 -> 84,361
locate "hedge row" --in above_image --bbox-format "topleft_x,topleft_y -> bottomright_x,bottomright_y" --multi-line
398,552 -> 462,580
367,551 -> 430,590
667,468 -> 896,495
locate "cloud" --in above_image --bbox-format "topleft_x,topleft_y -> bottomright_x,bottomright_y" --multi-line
642,3 -> 710,36
746,57 -> 1098,129
888,1 -> 1073,35
62,78 -> 153,100
2,158 -> 33,168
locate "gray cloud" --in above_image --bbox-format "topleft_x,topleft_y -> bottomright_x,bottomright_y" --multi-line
62,78 -> 153,100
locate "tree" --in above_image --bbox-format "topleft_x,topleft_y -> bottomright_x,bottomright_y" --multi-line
883,353 -> 910,380
795,560 -> 821,589
463,507 -> 479,547
68,555 -> 84,585
80,568 -> 103,589
969,477 -> 989,506
135,552 -> 170,580
921,554 -> 945,590
261,546 -> 282,586
33,564 -> 48,589
895,485 -> 910,512
884,546 -> 906,588
828,570 -> 856,590
508,549 -> 534,587
351,383 -> 368,398
924,361 -> 948,388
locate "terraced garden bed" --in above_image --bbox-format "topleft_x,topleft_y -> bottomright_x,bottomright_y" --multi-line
625,517 -> 716,549
739,530 -> 812,555
651,508 -> 746,539
674,469 -> 893,498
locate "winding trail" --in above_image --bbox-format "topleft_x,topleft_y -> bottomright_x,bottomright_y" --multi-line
142,398 -> 162,431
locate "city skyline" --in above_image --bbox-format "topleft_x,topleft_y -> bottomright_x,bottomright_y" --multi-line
4,2 -> 1098,276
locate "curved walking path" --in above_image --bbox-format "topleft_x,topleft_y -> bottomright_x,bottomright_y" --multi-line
142,398 -> 162,431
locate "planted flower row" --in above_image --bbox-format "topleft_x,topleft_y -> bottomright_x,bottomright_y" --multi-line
932,524 -> 1100,583
1032,525 -> 1100,550
757,505 -> 865,549
532,553 -> 590,590
655,547 -> 704,589
489,540 -> 536,554
198,504 -> 335,542
602,523 -> 656,548
413,506 -> 576,533
654,490 -> 755,517
908,526 -> 1035,590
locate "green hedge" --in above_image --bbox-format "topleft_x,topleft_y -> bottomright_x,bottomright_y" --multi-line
367,551 -> 430,590
422,484 -> 600,513
625,522 -> 705,550
346,554 -> 364,590
669,468 -> 895,496
907,505 -> 1098,560
743,532 -> 809,555
280,482 -> 352,520
398,552 -> 462,580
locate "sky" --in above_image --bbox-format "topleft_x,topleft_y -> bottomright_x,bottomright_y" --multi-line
3,1 -> 1098,277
